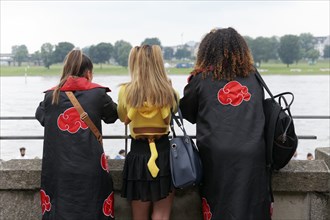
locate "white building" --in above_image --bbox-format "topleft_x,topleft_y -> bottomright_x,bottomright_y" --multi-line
314,36 -> 330,57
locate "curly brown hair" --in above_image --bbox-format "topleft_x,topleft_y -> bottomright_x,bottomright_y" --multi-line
193,27 -> 255,81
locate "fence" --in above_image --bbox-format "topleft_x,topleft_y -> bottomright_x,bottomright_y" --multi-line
1,115 -> 329,154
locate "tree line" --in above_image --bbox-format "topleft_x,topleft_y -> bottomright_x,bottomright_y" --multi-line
245,33 -> 329,67
9,34 -> 330,68
9,37 -> 193,69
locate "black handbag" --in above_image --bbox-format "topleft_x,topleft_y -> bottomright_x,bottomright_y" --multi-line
169,108 -> 203,189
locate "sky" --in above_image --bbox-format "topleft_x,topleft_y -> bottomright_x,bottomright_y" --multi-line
1,0 -> 329,53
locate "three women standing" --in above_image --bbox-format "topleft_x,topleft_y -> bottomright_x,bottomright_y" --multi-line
36,28 -> 271,220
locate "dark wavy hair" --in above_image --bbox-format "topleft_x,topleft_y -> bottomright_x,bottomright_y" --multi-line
192,27 -> 255,81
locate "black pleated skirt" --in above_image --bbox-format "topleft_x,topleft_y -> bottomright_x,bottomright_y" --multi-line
121,135 -> 173,202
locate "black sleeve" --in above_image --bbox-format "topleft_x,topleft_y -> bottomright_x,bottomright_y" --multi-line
180,75 -> 199,124
102,92 -> 118,124
35,100 -> 45,127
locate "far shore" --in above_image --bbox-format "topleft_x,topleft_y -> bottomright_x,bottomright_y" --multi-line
0,60 -> 329,76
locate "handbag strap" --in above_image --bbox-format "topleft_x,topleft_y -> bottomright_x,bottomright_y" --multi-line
65,91 -> 103,146
170,94 -> 187,138
170,108 -> 187,136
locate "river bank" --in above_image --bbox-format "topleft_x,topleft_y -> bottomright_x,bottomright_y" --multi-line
1,60 -> 329,76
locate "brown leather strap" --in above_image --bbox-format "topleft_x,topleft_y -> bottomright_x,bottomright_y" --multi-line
65,91 -> 103,146
124,116 -> 131,125
135,134 -> 163,141
133,127 -> 167,134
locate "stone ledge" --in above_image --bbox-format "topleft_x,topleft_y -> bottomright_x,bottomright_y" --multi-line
272,160 -> 330,192
0,159 -> 124,190
1,150 -> 330,220
316,147 -> 330,168
1,154 -> 329,193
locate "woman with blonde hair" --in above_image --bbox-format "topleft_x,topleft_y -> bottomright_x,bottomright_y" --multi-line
35,49 -> 118,219
118,45 -> 178,220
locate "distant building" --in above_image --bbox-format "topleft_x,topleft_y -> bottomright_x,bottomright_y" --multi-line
314,36 -> 330,57
0,53 -> 13,66
176,62 -> 194,68
168,41 -> 199,60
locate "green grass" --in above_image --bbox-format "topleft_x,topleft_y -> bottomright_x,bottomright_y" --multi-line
256,60 -> 330,75
0,60 -> 329,76
0,64 -> 129,77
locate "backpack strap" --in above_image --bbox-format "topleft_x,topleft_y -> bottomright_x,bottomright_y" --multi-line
255,71 -> 275,99
255,72 -> 295,145
255,71 -> 275,166
255,71 -> 295,108
269,169 -> 274,203
254,71 -> 276,205
66,91 -> 103,146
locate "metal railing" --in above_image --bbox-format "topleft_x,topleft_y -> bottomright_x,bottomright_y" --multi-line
0,116 -> 131,140
0,116 -> 131,156
1,115 -> 329,147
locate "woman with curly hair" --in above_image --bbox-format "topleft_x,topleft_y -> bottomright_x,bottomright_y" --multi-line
180,27 -> 271,220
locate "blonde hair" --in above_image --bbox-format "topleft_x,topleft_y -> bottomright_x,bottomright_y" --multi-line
125,45 -> 175,108
52,49 -> 93,104
128,46 -> 140,76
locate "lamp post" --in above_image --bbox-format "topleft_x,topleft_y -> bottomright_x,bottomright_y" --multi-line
181,33 -> 184,48
24,65 -> 29,84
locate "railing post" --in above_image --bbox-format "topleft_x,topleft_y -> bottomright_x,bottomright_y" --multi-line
125,125 -> 128,156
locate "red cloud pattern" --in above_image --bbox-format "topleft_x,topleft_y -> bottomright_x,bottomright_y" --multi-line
57,107 -> 88,133
218,81 -> 251,106
103,192 -> 114,218
202,197 -> 212,220
101,153 -> 109,172
270,202 -> 274,217
40,189 -> 51,215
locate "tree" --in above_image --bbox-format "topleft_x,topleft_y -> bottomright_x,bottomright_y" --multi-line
175,45 -> 191,60
323,45 -> 330,58
141,37 -> 162,47
82,46 -> 90,56
249,37 -> 279,66
265,37 -> 279,61
89,42 -> 113,68
114,40 -> 132,67
52,42 -> 75,63
305,49 -> 320,63
299,33 -> 315,59
88,45 -> 97,62
250,37 -> 267,65
243,36 -> 254,51
12,45 -> 29,66
41,43 -> 54,69
278,35 -> 300,67
31,51 -> 42,66
163,47 -> 174,60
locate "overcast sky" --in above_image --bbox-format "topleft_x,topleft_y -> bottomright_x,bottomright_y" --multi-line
1,1 -> 329,53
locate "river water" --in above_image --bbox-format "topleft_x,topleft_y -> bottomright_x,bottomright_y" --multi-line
0,74 -> 329,161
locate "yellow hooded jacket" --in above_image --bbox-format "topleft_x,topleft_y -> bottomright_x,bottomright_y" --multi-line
117,85 -> 179,138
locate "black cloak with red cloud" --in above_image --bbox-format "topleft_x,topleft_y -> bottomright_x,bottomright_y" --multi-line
180,72 -> 271,220
35,77 -> 117,220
